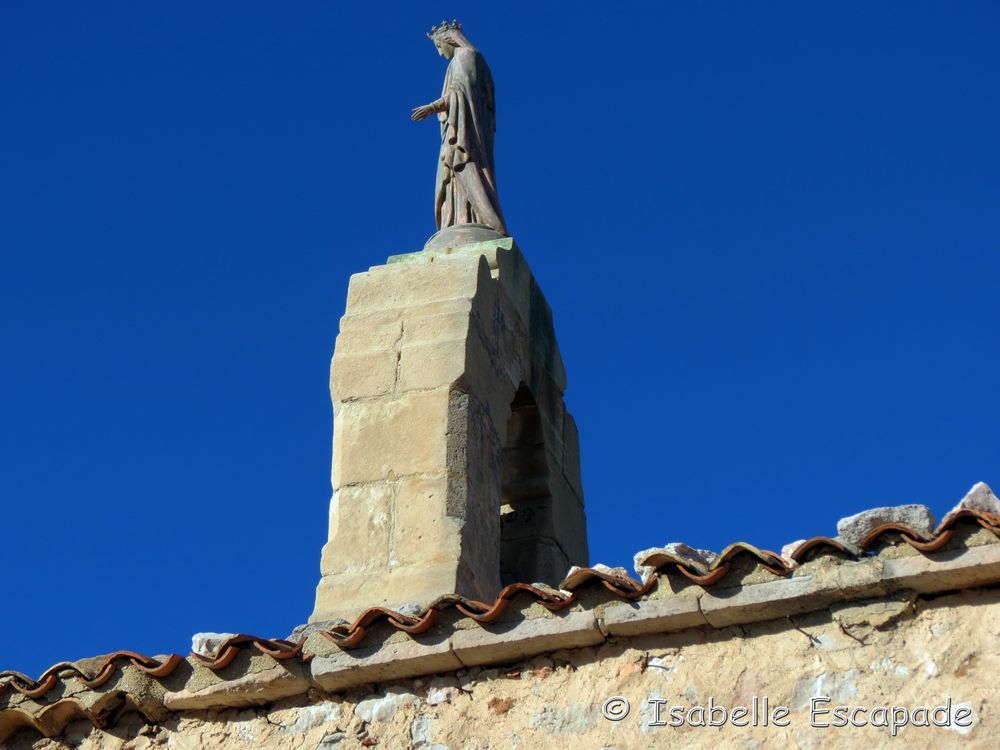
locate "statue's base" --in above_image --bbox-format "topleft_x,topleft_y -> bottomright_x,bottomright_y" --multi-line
423,223 -> 506,251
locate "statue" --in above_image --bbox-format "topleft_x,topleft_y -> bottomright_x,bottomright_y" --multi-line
411,21 -> 507,241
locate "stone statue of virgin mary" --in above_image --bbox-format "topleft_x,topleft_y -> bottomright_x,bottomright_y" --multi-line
411,21 -> 507,246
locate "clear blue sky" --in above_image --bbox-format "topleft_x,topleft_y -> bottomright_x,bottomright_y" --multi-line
2,2 -> 998,677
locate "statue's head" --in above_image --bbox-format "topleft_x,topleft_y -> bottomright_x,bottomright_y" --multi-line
427,19 -> 472,58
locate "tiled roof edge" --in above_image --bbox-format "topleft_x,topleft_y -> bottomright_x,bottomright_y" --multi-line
3,484 -> 999,740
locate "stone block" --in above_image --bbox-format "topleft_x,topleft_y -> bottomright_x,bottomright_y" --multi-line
601,592 -> 708,636
345,255 -> 485,315
836,504 -> 935,546
399,338 -> 467,392
340,298 -> 475,331
355,687 -> 420,722
529,369 -> 565,446
163,665 -> 310,711
191,633 -> 237,659
562,414 -> 584,499
952,481 -> 1000,516
527,282 -> 567,393
332,390 -> 450,487
334,320 -> 402,355
510,473 -> 587,573
381,559 -> 490,604
821,557 -> 888,598
881,542 -> 1000,593
501,537 -> 570,588
462,317 -> 523,426
387,236 -> 512,268
499,474 -> 584,544
494,245 -> 532,327
391,475 -> 462,566
830,591 -> 916,635
311,638 -> 462,693
320,483 -> 393,575
329,349 -> 398,402
402,310 -> 474,346
450,610 -> 603,667
700,575 -> 830,628
313,561 -> 470,623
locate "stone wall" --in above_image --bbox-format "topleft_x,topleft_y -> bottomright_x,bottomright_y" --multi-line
15,586 -> 999,750
313,239 -> 588,622
8,489 -> 999,747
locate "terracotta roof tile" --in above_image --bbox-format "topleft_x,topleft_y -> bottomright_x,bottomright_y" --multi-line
3,482 -> 999,740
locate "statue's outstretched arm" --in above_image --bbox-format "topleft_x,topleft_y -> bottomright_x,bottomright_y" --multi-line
411,97 -> 448,122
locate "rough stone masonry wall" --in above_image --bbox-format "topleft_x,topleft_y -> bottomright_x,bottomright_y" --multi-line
15,586 -> 999,750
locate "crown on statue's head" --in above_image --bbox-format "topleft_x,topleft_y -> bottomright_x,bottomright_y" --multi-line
427,19 -> 462,39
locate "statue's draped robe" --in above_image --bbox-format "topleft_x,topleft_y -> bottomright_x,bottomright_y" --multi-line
435,47 -> 506,234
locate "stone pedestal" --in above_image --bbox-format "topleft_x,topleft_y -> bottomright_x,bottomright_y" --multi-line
311,238 -> 588,623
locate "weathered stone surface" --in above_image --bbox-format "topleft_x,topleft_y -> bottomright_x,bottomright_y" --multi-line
396,602 -> 426,617
313,562 -> 470,627
409,714 -> 433,747
190,632 -> 236,659
836,503 -> 936,546
601,591 -> 708,636
288,620 -> 348,641
277,701 -> 341,733
699,575 -> 827,628
780,539 -> 806,563
450,610 -> 603,667
331,390 -> 451,487
328,349 -> 398,401
952,481 -> 1000,516
397,338 -> 466,392
814,555 -> 888,598
316,730 -> 347,749
344,255 -> 483,314
26,586 -> 1000,749
310,638 -> 463,693
14,539 -> 1000,747
319,483 -> 393,575
390,475 -> 462,566
561,414 -> 584,499
560,564 -> 630,590
633,543 -> 718,577
163,665 -> 310,710
531,703 -> 599,734
881,539 -> 1000,593
314,241 -> 589,622
424,677 -> 462,706
354,687 -> 421,722
790,669 -> 859,710
831,590 -> 917,641
333,320 -> 402,355
389,236 -> 507,268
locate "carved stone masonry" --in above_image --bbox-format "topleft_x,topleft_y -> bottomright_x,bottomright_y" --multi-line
311,239 -> 588,622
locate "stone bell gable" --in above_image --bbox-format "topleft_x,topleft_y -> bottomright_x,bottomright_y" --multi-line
312,238 -> 589,622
